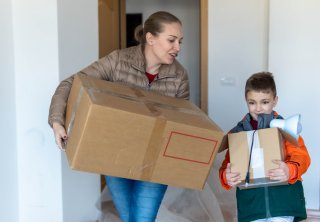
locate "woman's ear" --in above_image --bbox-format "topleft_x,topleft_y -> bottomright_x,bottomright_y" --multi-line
146,32 -> 154,45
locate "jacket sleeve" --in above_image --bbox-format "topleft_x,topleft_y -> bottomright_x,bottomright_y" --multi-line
284,136 -> 311,183
48,76 -> 74,127
48,51 -> 118,127
219,149 -> 233,190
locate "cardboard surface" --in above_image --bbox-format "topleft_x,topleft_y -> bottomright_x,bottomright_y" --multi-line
65,74 -> 224,190
228,128 -> 287,189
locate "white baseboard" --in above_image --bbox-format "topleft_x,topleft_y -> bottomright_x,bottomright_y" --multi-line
307,209 -> 320,222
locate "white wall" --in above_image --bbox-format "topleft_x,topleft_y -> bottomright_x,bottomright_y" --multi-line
126,0 -> 200,105
209,0 -> 320,211
5,0 -> 100,221
57,0 -> 101,221
11,0 -> 63,221
0,0 -> 18,221
57,0 -> 99,79
209,0 -> 269,131
269,0 -> 320,209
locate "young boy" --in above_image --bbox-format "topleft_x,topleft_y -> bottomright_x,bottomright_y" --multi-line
219,72 -> 311,222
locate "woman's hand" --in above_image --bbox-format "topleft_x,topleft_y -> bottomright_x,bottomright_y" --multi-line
268,160 -> 289,182
225,163 -> 242,187
52,122 -> 68,151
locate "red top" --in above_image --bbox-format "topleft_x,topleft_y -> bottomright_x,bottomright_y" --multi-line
250,119 -> 258,130
146,72 -> 158,83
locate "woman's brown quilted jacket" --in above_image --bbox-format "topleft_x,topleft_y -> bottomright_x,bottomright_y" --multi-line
48,45 -> 190,127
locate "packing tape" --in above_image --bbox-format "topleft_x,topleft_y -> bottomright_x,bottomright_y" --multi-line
86,86 -> 200,116
77,74 -> 201,115
246,131 -> 265,178
67,86 -> 84,137
131,87 -> 145,98
132,117 -> 167,180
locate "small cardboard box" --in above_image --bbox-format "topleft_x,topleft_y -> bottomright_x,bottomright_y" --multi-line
64,74 -> 224,190
228,128 -> 291,189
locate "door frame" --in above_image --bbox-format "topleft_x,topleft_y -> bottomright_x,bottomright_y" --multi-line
200,0 -> 208,113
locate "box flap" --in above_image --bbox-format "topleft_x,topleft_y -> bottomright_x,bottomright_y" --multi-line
218,135 -> 228,152
278,129 -> 299,146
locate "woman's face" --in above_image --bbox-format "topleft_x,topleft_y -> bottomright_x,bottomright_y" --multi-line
146,22 -> 183,65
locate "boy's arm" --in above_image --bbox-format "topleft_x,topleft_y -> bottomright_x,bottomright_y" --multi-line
284,136 -> 311,184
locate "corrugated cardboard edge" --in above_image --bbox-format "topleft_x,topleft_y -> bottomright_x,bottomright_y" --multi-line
68,99 -> 92,170
201,133 -> 224,190
65,75 -> 82,167
65,75 -> 92,169
218,135 -> 228,152
228,131 -> 249,180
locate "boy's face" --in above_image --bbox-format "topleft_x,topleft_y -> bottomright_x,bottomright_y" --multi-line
246,90 -> 278,121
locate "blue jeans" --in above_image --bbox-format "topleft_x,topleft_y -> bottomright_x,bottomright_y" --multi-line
105,176 -> 168,222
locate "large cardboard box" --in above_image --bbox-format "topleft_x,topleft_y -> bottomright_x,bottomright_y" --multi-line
228,128 -> 292,189
65,74 -> 224,190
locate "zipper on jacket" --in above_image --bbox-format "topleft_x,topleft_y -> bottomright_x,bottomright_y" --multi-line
146,77 -> 158,89
146,75 -> 176,90
264,186 -> 272,218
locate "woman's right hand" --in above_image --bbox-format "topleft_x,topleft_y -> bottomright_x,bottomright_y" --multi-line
225,163 -> 241,187
52,122 -> 68,151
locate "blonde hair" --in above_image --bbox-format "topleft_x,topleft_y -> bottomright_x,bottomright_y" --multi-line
134,11 -> 181,44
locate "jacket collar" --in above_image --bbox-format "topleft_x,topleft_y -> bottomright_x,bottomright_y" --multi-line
231,111 -> 282,133
131,45 -> 178,78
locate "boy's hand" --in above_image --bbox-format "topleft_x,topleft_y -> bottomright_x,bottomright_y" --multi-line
268,160 -> 289,182
225,163 -> 242,187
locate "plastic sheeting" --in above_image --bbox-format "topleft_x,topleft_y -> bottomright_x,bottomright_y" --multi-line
96,152 -> 237,222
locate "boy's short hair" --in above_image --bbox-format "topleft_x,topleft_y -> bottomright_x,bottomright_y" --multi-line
245,72 -> 277,98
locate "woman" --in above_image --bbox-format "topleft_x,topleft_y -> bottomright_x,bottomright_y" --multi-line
48,11 -> 189,222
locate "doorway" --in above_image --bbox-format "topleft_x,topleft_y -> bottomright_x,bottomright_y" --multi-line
98,0 -> 208,112
98,0 -> 208,191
